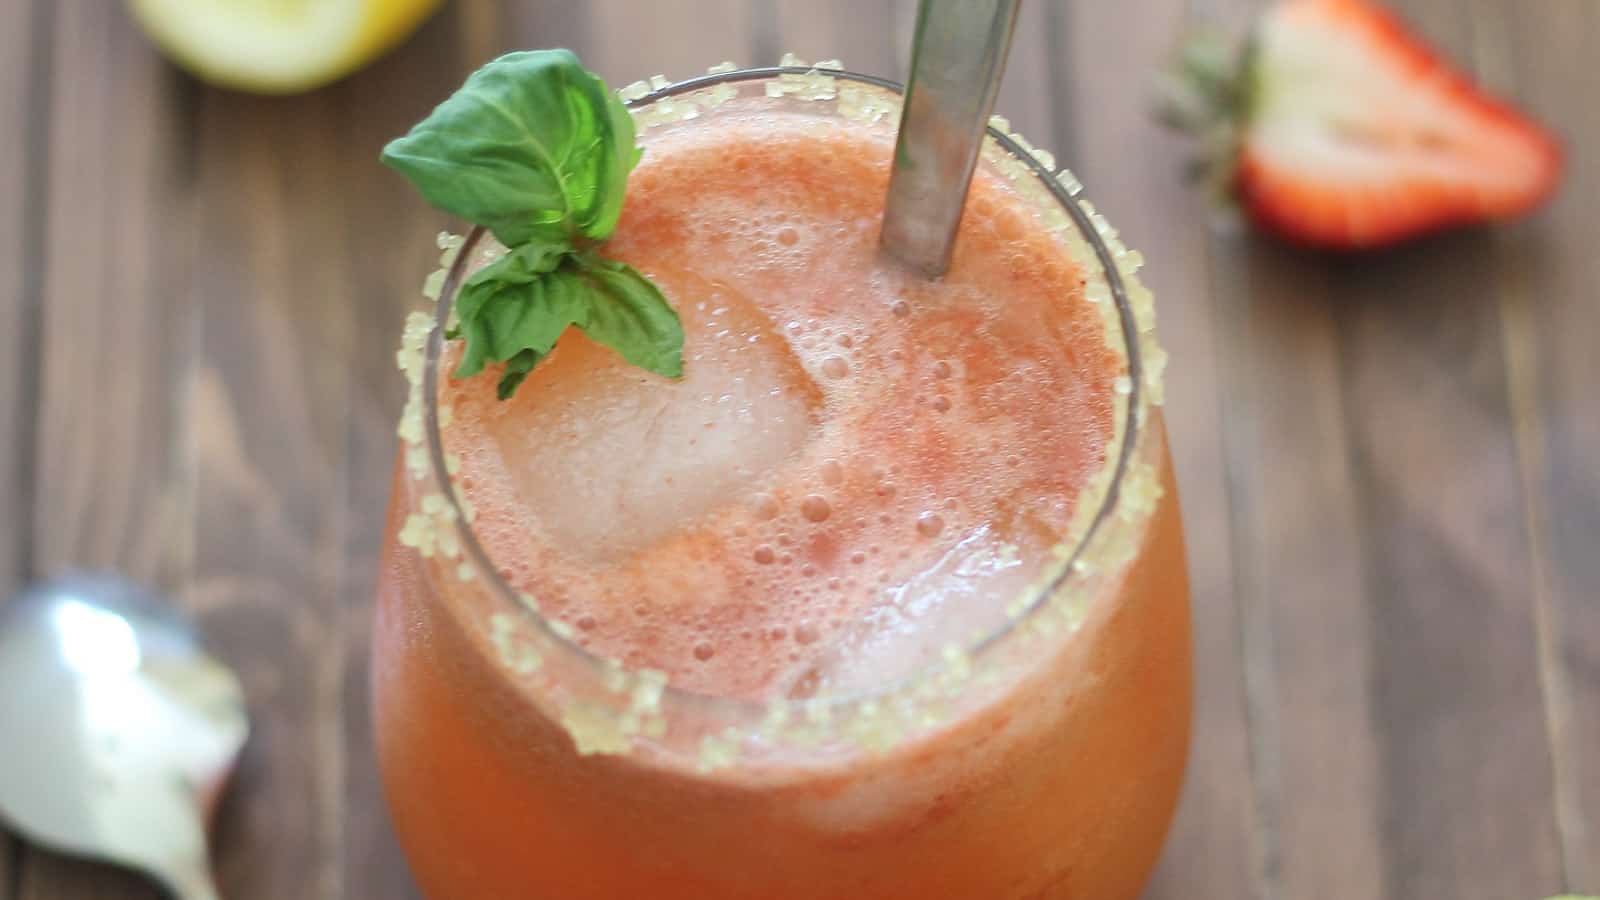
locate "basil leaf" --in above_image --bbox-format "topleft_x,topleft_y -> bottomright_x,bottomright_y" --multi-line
496,348 -> 544,400
454,239 -> 572,327
450,250 -> 684,390
571,252 -> 685,379
453,245 -> 586,379
381,49 -> 640,246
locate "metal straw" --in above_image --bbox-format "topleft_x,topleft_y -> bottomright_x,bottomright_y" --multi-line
881,0 -> 1023,277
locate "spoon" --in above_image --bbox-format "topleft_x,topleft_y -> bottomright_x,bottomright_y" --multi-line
0,574 -> 248,900
882,0 -> 1023,277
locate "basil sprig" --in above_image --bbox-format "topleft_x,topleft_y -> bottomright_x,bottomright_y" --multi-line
383,49 -> 682,398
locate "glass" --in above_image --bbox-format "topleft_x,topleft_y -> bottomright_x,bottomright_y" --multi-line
372,63 -> 1191,900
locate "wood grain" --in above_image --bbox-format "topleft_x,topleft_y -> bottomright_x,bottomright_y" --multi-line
1474,0 -> 1600,890
0,0 -> 44,890
0,0 -> 40,594
1216,235 -> 1389,900
31,0 -> 196,586
1193,10 -> 1375,897
1194,2 -> 1568,898
1328,3 -> 1564,895
182,85 -> 355,900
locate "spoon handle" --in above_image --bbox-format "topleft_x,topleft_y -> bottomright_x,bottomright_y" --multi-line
881,0 -> 1022,277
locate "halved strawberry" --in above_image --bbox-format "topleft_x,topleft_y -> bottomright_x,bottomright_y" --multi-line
1158,0 -> 1563,250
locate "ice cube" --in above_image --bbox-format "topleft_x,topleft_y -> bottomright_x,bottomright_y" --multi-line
777,525 -> 1034,698
483,268 -> 820,562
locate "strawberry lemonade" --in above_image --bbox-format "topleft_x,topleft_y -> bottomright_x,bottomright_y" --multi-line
375,61 -> 1191,900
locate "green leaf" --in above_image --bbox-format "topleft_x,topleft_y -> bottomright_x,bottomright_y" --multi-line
380,49 -> 640,247
449,251 -> 684,392
497,348 -> 544,400
571,252 -> 685,379
453,249 -> 589,380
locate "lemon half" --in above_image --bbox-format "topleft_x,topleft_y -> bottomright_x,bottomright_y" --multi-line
128,0 -> 442,94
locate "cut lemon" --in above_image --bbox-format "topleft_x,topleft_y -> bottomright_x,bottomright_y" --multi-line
127,0 -> 443,94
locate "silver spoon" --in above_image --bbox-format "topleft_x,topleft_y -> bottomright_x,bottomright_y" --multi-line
0,574 -> 248,900
882,0 -> 1023,277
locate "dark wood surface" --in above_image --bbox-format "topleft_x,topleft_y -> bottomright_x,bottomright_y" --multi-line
0,0 -> 1594,897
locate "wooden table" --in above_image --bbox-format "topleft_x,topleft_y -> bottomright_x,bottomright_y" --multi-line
1,1 -> 1595,897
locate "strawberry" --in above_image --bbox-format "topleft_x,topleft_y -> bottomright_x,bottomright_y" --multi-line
1157,0 -> 1563,250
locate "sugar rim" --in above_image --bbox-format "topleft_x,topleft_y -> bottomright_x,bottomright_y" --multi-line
408,64 -> 1158,755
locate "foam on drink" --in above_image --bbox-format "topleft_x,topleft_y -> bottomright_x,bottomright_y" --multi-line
440,105 -> 1117,701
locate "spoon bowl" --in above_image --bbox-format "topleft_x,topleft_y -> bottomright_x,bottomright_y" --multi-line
0,574 -> 247,900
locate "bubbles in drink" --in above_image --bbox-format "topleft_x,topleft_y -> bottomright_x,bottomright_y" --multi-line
801,495 -> 832,522
786,666 -> 822,700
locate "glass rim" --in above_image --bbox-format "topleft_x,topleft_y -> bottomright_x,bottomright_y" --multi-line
419,64 -> 1146,721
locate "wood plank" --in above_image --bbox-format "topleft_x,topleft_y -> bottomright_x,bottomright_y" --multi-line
1329,234 -> 1562,899
1195,0 -> 1565,895
1052,1 -> 1263,897
1169,0 -> 1568,895
1175,5 -> 1390,885
0,0 -> 44,891
1470,0 -> 1600,890
1324,4 -> 1563,895
1211,236 -> 1381,900
0,0 -> 40,592
21,0 -> 192,895
31,0 -> 195,586
181,87 -> 348,900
